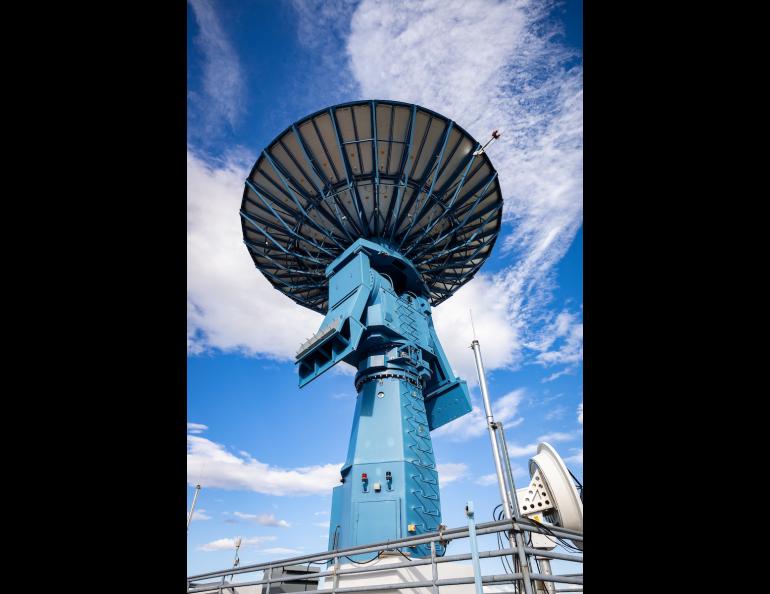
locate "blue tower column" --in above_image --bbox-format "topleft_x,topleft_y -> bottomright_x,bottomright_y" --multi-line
328,342 -> 443,558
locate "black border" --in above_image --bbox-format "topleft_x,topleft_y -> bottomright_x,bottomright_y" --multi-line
25,0 -> 717,589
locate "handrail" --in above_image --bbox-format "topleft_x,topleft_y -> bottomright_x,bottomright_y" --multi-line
188,509 -> 583,594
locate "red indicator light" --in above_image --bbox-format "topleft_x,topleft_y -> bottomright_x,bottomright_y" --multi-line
361,473 -> 368,480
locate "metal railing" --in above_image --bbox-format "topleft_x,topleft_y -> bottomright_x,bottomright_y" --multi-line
187,512 -> 583,594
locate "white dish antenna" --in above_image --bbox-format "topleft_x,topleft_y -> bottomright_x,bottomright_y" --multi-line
516,442 -> 583,550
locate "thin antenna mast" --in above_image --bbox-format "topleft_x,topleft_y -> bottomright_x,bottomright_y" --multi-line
470,336 -> 535,594
187,483 -> 202,531
221,537 -> 242,589
473,130 -> 502,155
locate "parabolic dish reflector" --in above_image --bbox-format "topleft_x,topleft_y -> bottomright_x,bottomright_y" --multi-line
241,100 -> 503,313
529,442 -> 583,548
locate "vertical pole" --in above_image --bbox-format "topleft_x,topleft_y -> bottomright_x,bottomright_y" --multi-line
265,567 -> 273,594
430,540 -> 439,594
187,484 -> 201,531
332,555 -> 339,594
470,339 -> 535,594
220,537 -> 241,593
534,558 -> 555,594
496,423 -> 517,510
470,340 -> 511,516
465,502 -> 484,594
496,424 -> 521,516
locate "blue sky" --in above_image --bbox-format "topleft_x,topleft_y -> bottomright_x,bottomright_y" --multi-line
187,0 -> 582,577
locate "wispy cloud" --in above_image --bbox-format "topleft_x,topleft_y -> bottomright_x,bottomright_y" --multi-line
476,464 -> 526,486
187,430 -> 340,496
542,368 -> 574,383
187,150 -> 322,359
198,535 -> 276,552
232,512 -> 290,527
260,547 -> 305,555
544,405 -> 566,420
187,422 -> 208,434
330,392 -> 354,400
505,430 -> 576,459
564,448 -> 582,465
287,0 -> 360,112
433,389 -> 525,442
476,473 -> 499,487
437,463 -> 468,485
188,0 -> 245,136
190,508 -> 211,521
529,309 -> 583,369
290,0 -> 358,50
577,401 -> 583,425
538,431 -> 574,443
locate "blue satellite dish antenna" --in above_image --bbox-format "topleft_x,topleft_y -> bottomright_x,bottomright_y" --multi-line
241,99 -> 502,313
240,100 -> 503,559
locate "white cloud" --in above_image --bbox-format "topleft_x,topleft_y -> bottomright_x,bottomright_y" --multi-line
506,431 -> 575,459
187,422 -> 208,434
188,0 -> 245,133
537,431 -> 574,443
198,536 -> 276,552
432,275 -> 520,383
577,401 -> 583,424
314,510 -> 329,516
190,508 -> 211,521
506,443 -> 539,458
437,462 -> 468,484
476,473 -> 499,487
330,392 -> 354,400
314,521 -> 331,528
476,464 -> 527,486
187,433 -> 340,496
187,150 -> 322,359
433,389 -> 525,441
564,448 -> 582,465
232,512 -> 290,527
544,405 -> 566,420
542,367 -> 574,383
530,310 -> 583,369
259,547 -> 305,555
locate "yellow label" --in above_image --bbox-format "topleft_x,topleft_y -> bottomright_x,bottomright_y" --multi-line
407,523 -> 416,532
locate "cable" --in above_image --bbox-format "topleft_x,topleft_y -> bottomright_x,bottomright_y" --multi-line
491,504 -> 514,576
395,548 -> 412,561
344,551 -> 383,565
499,508 -> 516,576
527,517 -> 583,553
567,468 -> 583,502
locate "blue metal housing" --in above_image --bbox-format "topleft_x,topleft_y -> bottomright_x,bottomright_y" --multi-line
297,239 -> 471,558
